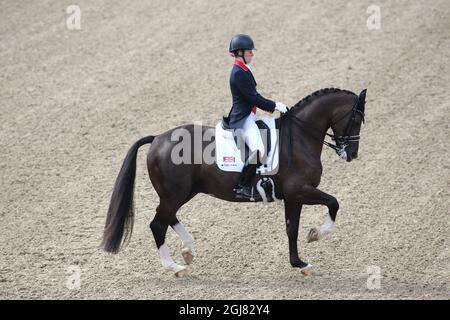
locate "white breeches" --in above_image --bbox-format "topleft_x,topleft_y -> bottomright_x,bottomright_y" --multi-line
242,112 -> 265,156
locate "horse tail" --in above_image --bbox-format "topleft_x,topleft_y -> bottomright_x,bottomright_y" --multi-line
101,135 -> 155,253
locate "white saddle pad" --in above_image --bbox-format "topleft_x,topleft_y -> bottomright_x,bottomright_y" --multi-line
215,116 -> 279,175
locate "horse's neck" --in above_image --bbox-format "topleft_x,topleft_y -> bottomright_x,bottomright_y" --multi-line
289,103 -> 333,159
287,92 -> 355,160
294,102 -> 332,131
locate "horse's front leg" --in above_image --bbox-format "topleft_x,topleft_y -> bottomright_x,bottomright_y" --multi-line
284,199 -> 313,274
299,184 -> 339,243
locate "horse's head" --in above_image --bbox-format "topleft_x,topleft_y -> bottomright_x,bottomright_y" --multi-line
330,89 -> 366,162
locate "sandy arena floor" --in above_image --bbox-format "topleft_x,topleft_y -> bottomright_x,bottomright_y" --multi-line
0,0 -> 449,299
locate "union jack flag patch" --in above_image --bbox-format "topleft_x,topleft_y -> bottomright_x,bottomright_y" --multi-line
223,156 -> 235,163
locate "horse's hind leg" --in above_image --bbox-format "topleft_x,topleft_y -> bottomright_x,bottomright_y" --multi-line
171,218 -> 195,265
146,137 -> 197,276
150,201 -> 188,278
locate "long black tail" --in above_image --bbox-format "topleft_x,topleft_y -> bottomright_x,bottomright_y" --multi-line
101,135 -> 155,253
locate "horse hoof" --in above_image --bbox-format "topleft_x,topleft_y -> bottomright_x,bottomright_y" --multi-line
174,266 -> 190,278
307,228 -> 319,243
181,248 -> 194,265
300,264 -> 314,276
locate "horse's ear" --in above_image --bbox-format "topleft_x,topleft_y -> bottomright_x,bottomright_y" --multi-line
358,89 -> 367,112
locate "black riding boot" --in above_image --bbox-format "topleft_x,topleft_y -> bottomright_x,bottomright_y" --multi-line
234,150 -> 262,201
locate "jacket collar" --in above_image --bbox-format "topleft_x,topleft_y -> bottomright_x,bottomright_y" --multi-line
234,59 -> 250,71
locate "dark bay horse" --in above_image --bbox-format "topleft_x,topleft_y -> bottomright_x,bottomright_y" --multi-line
101,88 -> 367,277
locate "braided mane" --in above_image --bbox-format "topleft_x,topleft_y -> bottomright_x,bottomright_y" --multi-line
292,88 -> 357,110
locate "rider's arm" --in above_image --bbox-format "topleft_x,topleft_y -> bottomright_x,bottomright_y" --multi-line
235,71 -> 276,113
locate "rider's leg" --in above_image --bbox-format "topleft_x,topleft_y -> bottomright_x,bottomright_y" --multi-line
236,149 -> 260,185
243,113 -> 265,162
234,114 -> 265,199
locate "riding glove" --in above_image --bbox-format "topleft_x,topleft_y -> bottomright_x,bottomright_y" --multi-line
275,102 -> 288,113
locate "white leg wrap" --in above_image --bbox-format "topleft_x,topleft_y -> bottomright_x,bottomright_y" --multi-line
158,243 -> 178,270
318,215 -> 335,239
173,223 -> 195,252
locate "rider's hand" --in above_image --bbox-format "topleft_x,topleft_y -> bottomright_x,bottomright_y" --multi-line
275,102 -> 288,113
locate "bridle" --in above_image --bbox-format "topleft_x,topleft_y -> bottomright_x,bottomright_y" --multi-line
283,95 -> 365,164
326,96 -> 365,156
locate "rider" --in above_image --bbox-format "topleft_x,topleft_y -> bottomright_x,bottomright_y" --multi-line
227,34 -> 288,199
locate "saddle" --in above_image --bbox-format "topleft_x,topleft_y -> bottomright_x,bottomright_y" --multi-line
215,116 -> 280,175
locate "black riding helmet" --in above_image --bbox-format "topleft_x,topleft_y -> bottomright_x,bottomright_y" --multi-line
229,34 -> 256,64
229,34 -> 256,52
